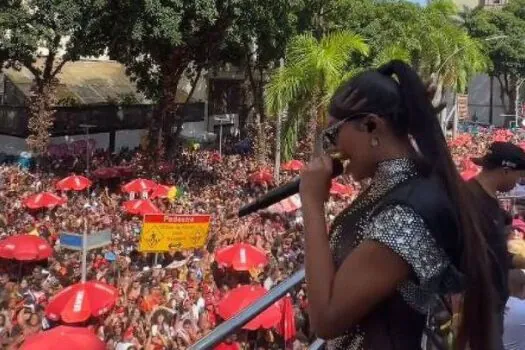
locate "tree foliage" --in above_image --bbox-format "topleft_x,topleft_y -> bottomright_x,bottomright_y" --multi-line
265,31 -> 369,159
465,0 -> 525,113
0,0 -> 108,154
99,0 -> 260,155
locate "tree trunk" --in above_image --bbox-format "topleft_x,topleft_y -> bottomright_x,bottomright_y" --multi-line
254,113 -> 267,166
167,67 -> 203,153
274,109 -> 282,185
26,80 -> 58,156
307,110 -> 318,158
26,46 -> 63,157
147,59 -> 186,161
497,75 -> 512,114
246,61 -> 265,122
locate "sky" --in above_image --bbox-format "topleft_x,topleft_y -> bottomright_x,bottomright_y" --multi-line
408,0 -> 427,4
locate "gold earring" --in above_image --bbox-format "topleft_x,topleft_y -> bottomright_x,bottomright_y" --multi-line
371,137 -> 379,148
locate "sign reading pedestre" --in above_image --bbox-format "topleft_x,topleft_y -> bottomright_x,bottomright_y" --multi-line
138,214 -> 211,252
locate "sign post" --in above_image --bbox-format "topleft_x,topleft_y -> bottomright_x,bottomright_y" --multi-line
139,214 -> 211,252
81,223 -> 88,282
59,229 -> 113,282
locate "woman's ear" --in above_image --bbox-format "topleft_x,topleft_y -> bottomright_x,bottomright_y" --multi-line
360,114 -> 385,134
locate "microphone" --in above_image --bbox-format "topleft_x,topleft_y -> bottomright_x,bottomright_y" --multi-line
237,157 -> 344,217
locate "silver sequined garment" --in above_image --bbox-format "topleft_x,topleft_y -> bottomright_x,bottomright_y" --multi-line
327,158 -> 460,350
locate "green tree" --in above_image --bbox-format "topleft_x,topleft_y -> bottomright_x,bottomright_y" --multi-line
99,0 -> 246,157
265,31 -> 369,158
420,0 -> 487,92
0,0 -> 107,154
465,0 -> 525,114
217,0 -> 298,164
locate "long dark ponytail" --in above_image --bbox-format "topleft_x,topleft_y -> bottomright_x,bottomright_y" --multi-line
376,61 -> 496,349
329,60 -> 496,349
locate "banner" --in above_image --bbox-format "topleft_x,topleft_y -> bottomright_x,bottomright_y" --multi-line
138,214 -> 211,252
457,94 -> 469,120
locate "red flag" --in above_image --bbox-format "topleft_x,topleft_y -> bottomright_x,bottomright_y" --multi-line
276,296 -> 296,345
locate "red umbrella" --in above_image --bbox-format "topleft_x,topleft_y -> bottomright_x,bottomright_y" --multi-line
0,235 -> 52,261
249,170 -> 273,185
45,281 -> 118,323
276,296 -> 297,342
24,192 -> 66,209
330,181 -> 353,197
21,326 -> 105,350
282,160 -> 304,172
150,185 -> 171,199
56,175 -> 92,191
122,178 -> 157,193
92,167 -> 120,179
122,199 -> 162,215
217,285 -> 281,330
215,243 -> 268,271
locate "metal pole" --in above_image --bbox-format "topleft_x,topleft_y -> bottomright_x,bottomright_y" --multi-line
489,76 -> 494,125
81,220 -> 88,283
219,120 -> 223,156
189,268 -> 306,350
516,80 -> 522,127
80,124 -> 95,174
153,253 -> 158,267
452,96 -> 459,138
85,127 -> 90,174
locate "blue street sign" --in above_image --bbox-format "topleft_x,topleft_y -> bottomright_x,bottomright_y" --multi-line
87,230 -> 112,250
59,230 -> 112,251
59,232 -> 82,251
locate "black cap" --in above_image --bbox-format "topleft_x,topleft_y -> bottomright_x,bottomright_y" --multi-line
471,142 -> 525,170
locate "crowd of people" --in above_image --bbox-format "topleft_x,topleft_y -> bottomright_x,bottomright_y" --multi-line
0,126 -> 524,350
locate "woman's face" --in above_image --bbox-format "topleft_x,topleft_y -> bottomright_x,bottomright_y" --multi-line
328,115 -> 379,181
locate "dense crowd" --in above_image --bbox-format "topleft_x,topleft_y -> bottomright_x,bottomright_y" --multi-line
0,126 -> 524,350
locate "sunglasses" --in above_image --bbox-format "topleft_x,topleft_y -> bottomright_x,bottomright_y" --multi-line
323,112 -> 372,147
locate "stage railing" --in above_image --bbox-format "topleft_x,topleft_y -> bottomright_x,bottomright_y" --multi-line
189,268 -> 325,350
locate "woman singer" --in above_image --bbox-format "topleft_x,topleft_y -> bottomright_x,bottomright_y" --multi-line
299,60 -> 500,349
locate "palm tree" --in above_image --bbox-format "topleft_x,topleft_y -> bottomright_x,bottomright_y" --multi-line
415,0 -> 488,130
265,31 -> 369,159
420,1 -> 487,91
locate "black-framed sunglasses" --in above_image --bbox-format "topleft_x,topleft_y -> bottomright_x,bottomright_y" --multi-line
323,112 -> 372,147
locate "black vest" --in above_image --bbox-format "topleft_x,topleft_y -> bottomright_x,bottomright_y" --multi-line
328,171 -> 464,350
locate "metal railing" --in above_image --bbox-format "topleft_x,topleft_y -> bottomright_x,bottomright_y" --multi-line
189,268 -> 325,350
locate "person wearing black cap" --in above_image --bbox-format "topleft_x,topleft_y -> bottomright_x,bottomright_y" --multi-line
471,141 -> 525,196
468,141 -> 525,349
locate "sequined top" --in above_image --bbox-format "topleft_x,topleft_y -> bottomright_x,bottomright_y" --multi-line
327,158 -> 461,350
